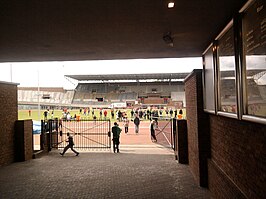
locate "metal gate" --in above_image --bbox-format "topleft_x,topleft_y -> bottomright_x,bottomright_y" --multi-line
42,119 -> 111,150
58,119 -> 111,149
153,117 -> 174,149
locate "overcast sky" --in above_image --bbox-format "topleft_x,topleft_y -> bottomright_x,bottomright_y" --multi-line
0,58 -> 202,89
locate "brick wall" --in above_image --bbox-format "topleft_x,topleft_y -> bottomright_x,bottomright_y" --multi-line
184,70 -> 210,187
208,115 -> 266,199
0,81 -> 18,166
143,97 -> 164,104
181,69 -> 265,197
15,120 -> 33,161
175,119 -> 188,164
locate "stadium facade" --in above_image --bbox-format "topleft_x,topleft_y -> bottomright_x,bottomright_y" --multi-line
18,73 -> 189,110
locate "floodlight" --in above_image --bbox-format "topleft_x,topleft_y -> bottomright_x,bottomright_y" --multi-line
168,2 -> 175,8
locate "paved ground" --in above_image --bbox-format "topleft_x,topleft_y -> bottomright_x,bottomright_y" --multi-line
0,145 -> 210,199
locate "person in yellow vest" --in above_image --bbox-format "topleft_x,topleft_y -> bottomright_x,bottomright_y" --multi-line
178,109 -> 183,119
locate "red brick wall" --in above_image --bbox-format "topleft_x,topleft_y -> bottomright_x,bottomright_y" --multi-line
208,115 -> 266,199
208,160 -> 246,199
23,120 -> 33,160
143,97 -> 164,104
0,81 -> 18,166
183,69 -> 265,197
184,69 -> 210,187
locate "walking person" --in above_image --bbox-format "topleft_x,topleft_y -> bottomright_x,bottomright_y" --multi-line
111,109 -> 115,119
59,117 -> 63,130
178,109 -> 183,119
112,122 -> 121,153
170,109 -> 173,118
60,132 -> 79,156
118,110 -> 122,122
43,110 -> 48,120
104,109 -> 108,118
99,109 -> 103,118
133,114 -> 140,134
124,117 -> 129,134
150,120 -> 157,142
174,109 -> 178,118
130,109 -> 134,118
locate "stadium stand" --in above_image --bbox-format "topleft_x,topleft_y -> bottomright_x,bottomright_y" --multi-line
18,72 -> 265,110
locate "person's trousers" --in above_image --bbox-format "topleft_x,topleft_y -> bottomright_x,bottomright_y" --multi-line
135,125 -> 139,133
151,130 -> 157,141
113,138 -> 120,152
62,145 -> 78,155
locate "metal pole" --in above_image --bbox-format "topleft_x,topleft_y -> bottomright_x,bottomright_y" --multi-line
38,69 -> 41,121
10,64 -> 12,82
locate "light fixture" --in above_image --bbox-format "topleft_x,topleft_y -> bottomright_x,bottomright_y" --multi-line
168,2 -> 175,8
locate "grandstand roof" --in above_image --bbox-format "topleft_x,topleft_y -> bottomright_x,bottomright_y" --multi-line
65,73 -> 190,81
18,87 -> 66,92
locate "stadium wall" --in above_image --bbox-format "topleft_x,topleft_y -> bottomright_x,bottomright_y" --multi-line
185,70 -> 266,198
17,82 -> 186,108
73,82 -> 185,107
0,81 -> 18,166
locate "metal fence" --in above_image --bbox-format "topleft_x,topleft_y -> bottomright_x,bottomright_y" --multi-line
153,116 -> 174,149
42,119 -> 111,150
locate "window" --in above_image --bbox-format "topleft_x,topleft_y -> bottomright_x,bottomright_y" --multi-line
42,94 -> 50,99
217,24 -> 237,114
151,88 -> 157,93
96,97 -> 103,102
242,0 -> 266,118
203,44 -> 216,113
202,0 -> 266,124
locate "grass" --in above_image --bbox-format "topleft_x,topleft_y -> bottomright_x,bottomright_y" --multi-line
18,108 -> 186,121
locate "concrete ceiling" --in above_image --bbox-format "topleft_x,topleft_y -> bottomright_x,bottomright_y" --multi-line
0,0 -> 248,62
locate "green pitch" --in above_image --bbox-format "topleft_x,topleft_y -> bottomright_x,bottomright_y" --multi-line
18,108 -> 186,121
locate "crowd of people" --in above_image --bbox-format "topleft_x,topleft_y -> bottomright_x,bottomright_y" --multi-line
38,107 -> 184,156
39,107 -> 184,122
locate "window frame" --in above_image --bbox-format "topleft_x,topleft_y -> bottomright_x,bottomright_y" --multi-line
215,20 -> 238,119
202,43 -> 217,114
240,0 -> 266,124
202,0 -> 266,124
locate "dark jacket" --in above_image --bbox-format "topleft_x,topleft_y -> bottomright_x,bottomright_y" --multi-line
68,136 -> 74,146
112,126 -> 121,139
133,117 -> 140,126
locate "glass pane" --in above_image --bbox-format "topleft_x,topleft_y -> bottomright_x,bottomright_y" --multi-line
217,26 -> 237,113
203,47 -> 215,111
242,0 -> 266,118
